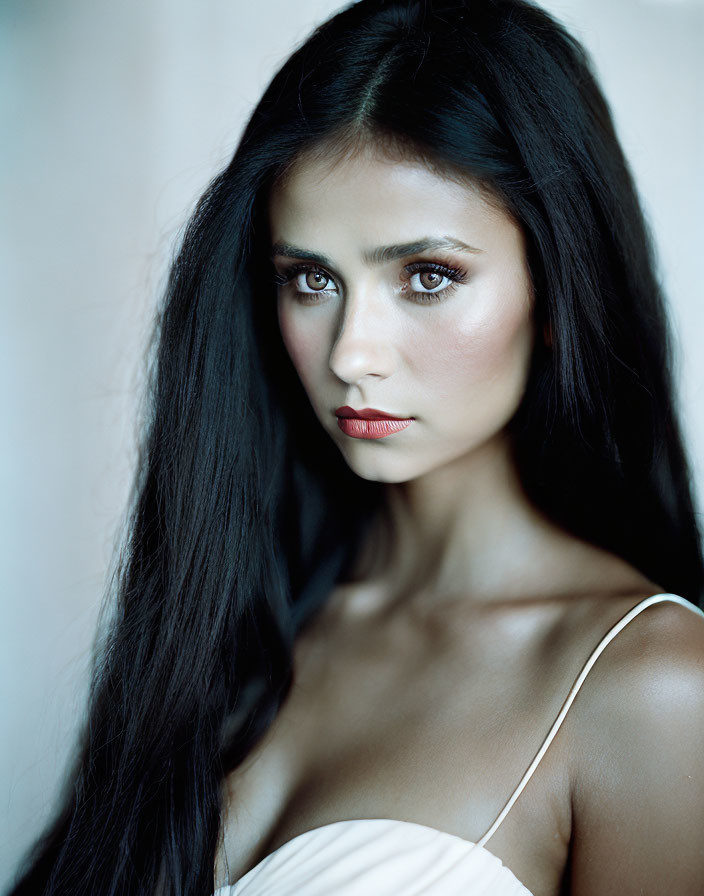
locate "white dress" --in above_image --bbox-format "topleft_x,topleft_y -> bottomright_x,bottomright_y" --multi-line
214,593 -> 704,895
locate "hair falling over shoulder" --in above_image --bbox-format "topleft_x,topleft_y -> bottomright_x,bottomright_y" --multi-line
10,1 -> 703,893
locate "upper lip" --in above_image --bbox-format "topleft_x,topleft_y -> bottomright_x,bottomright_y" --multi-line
335,406 -> 412,420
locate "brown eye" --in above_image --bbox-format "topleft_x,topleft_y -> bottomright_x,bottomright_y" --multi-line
306,270 -> 329,290
418,271 -> 444,290
292,269 -> 336,294
409,269 -> 453,294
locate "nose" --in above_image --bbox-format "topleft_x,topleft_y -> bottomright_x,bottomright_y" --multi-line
327,288 -> 395,385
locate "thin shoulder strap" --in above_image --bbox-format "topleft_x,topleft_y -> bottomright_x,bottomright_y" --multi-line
478,592 -> 704,848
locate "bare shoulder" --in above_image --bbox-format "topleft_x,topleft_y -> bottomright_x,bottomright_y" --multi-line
565,594 -> 704,896
573,594 -> 704,719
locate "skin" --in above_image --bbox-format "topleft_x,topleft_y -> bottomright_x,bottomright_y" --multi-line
214,142 -> 704,895
270,141 -> 542,604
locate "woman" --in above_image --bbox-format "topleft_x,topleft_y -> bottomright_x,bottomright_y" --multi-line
10,0 -> 704,894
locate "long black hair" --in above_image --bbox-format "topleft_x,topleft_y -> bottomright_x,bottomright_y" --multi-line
10,0 -> 703,893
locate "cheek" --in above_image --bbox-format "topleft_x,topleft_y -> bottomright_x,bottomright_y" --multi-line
277,302 -> 327,390
417,297 -> 534,418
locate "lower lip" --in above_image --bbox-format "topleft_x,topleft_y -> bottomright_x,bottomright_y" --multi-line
336,417 -> 414,439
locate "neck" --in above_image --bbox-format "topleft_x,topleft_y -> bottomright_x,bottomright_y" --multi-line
347,432 -> 619,609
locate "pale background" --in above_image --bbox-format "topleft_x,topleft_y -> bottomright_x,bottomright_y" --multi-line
1,0 -> 703,886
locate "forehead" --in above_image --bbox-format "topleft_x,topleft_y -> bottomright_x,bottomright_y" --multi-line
270,141 -> 483,218
268,141 -> 520,255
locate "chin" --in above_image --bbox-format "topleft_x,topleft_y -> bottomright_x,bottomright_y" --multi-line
335,444 -> 427,484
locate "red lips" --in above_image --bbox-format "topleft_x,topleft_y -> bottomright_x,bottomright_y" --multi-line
335,406 -> 411,420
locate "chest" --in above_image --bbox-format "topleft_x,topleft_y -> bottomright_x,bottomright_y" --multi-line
216,604 -> 577,894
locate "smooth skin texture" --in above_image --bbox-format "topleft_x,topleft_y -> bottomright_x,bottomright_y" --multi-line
271,141 -> 547,603
214,143 -> 704,894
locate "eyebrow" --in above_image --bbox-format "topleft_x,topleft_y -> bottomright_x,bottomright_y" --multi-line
270,236 -> 481,268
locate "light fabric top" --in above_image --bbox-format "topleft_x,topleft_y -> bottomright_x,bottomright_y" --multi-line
215,593 -> 704,896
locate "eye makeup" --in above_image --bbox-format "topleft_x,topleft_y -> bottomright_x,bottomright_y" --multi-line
272,263 -> 338,299
401,261 -> 468,304
272,258 -> 469,305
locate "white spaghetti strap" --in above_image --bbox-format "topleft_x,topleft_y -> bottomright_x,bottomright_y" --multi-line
477,592 -> 704,848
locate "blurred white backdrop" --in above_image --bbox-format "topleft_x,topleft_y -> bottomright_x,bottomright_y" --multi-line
1,0 -> 703,886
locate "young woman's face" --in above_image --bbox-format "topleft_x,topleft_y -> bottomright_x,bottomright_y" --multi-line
269,143 -> 535,484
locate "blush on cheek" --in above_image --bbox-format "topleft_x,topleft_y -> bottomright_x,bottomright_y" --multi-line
462,317 -> 530,381
277,306 -> 324,388
416,294 -> 534,430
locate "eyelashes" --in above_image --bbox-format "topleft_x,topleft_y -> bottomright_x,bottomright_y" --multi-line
273,260 -> 469,305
